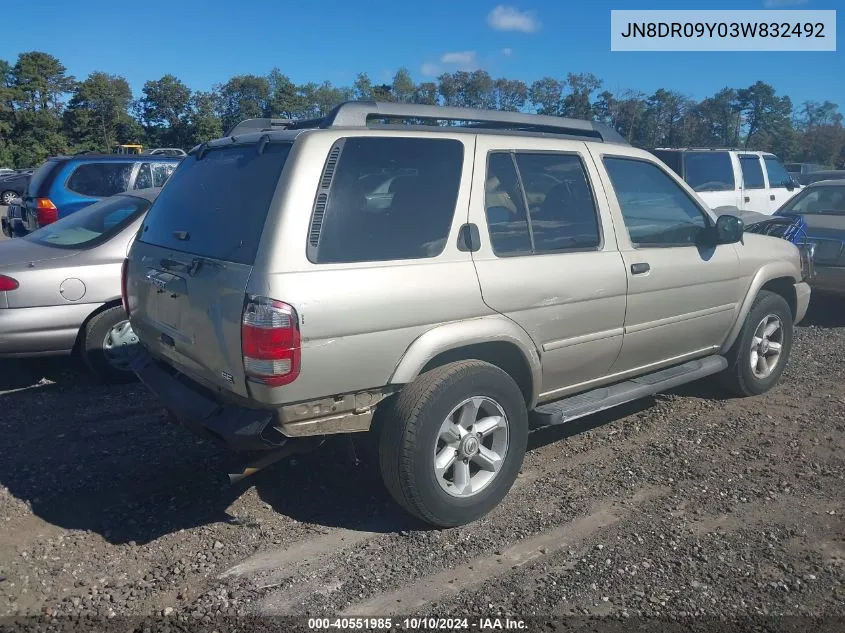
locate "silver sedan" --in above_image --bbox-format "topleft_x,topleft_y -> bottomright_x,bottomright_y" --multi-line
0,188 -> 160,380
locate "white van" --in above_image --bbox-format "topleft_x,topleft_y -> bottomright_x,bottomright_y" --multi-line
652,148 -> 801,215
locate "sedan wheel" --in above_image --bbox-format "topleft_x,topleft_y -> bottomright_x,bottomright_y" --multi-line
102,320 -> 139,372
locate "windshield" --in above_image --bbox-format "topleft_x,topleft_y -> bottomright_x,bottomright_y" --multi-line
24,195 -> 151,249
139,142 -> 291,264
779,184 -> 845,216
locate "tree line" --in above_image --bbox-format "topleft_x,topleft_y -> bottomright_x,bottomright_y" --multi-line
1,50 -> 844,169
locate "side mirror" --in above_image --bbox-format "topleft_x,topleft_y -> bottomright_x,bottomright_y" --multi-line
784,177 -> 796,192
715,214 -> 745,245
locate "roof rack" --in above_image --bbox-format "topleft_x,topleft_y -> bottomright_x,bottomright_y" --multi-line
225,101 -> 628,144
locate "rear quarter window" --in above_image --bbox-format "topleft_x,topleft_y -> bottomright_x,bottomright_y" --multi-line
66,162 -> 134,197
310,137 -> 464,263
683,152 -> 735,192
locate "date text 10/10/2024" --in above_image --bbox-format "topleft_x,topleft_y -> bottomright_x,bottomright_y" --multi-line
307,617 -> 528,630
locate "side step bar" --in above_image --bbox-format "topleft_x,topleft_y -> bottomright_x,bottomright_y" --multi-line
530,355 -> 728,429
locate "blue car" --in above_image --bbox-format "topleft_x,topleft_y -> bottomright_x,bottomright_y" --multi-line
19,154 -> 181,234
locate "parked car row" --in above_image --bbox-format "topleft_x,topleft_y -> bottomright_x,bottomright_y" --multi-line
1,189 -> 160,380
0,102 -> 838,528
0,168 -> 34,205
2,153 -> 180,238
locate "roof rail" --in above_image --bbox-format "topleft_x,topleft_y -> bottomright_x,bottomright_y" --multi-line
224,101 -> 628,144
225,118 -> 296,137
321,101 -> 628,144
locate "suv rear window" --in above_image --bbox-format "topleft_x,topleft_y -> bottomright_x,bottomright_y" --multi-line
683,152 -> 734,192
66,162 -> 134,197
139,143 -> 291,264
310,137 -> 463,263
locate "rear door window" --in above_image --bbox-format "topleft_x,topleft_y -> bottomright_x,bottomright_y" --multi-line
66,162 -> 134,197
739,155 -> 765,189
310,137 -> 463,263
139,143 -> 291,264
514,153 -> 601,252
683,152 -> 735,192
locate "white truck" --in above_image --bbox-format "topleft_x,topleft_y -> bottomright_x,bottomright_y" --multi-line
653,148 -> 801,215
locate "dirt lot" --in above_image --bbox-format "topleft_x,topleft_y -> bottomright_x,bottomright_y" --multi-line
0,295 -> 843,629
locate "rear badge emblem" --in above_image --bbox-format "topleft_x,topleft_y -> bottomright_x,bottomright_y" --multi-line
221,371 -> 235,384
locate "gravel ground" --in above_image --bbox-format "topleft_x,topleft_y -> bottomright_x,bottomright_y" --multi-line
0,295 -> 843,630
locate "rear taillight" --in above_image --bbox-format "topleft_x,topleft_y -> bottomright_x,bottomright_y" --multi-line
241,297 -> 301,386
36,198 -> 58,225
120,258 -> 129,315
0,275 -> 19,291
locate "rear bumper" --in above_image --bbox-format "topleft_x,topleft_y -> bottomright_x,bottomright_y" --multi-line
794,281 -> 811,324
128,345 -> 285,452
0,303 -> 97,357
810,266 -> 845,297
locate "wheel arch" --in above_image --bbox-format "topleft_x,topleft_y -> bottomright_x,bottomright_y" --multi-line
720,264 -> 799,354
388,316 -> 542,409
71,298 -> 122,355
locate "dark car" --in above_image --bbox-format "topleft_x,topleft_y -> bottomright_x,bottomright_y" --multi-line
19,154 -> 181,235
0,170 -> 32,205
798,170 -> 845,186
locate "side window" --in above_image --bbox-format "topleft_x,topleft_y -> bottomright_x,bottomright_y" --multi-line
66,163 -> 134,197
603,157 -> 709,247
152,162 -> 177,187
484,153 -> 532,256
514,153 -> 600,252
133,163 -> 153,189
312,137 -> 463,263
739,155 -> 765,189
683,152 -> 735,192
764,156 -> 791,189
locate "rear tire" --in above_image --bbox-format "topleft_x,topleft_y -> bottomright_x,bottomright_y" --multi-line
717,290 -> 793,397
378,360 -> 528,527
80,306 -> 139,383
1,190 -> 16,205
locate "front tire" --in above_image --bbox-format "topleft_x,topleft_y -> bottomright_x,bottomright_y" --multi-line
1,190 -> 17,205
718,290 -> 793,397
378,360 -> 528,527
80,306 -> 139,383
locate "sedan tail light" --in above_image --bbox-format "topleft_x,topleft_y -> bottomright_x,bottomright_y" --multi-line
241,296 -> 301,386
0,275 -> 19,291
36,198 -> 58,226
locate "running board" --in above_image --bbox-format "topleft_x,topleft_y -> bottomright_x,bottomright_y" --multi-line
530,355 -> 728,429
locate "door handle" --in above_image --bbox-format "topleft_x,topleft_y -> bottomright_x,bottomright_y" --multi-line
770,194 -> 776,201
631,262 -> 650,275
744,196 -> 751,203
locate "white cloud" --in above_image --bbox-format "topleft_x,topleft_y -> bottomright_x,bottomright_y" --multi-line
501,47 -> 513,56
762,0 -> 808,6
487,5 -> 541,33
421,62 -> 440,77
422,51 -> 482,76
440,51 -> 477,65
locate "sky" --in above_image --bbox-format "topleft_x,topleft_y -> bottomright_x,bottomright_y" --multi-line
1,0 -> 843,108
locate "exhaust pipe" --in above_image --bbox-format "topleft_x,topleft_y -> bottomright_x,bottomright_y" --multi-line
227,437 -> 324,484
